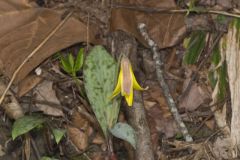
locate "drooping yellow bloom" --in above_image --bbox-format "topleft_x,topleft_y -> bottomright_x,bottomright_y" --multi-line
110,56 -> 146,106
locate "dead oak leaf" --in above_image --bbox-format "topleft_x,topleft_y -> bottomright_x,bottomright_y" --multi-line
0,0 -> 99,84
34,80 -> 64,117
111,0 -> 186,49
67,126 -> 89,151
179,82 -> 211,111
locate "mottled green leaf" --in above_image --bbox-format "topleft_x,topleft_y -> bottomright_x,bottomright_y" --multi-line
110,123 -> 136,149
84,45 -> 120,137
52,129 -> 66,144
74,48 -> 84,71
12,116 -> 45,140
184,31 -> 206,64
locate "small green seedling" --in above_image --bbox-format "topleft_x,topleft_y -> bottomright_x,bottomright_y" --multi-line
60,48 -> 85,96
60,48 -> 84,77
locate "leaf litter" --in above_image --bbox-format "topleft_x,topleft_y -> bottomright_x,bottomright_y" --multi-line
0,0 -> 237,159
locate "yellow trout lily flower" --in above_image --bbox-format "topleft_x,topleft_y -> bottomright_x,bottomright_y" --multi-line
110,56 -> 146,106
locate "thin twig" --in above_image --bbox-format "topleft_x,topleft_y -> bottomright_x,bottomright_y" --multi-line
113,4 -> 240,18
138,23 -> 193,142
0,11 -> 73,104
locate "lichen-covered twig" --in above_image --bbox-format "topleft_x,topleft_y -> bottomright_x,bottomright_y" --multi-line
138,23 -> 193,142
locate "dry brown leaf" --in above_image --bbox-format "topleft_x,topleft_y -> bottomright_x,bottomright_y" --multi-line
92,133 -> 105,145
204,119 -> 215,130
144,81 -> 178,138
71,111 -> 90,131
68,126 -> 88,151
24,135 -> 31,160
146,115 -> 159,151
0,80 -> 24,119
179,82 -> 211,111
144,100 -> 157,110
111,0 -> 186,49
0,1 -> 99,84
0,145 -> 5,157
91,152 -> 105,160
147,82 -> 172,118
118,111 -> 126,122
34,80 -> 64,117
17,74 -> 43,97
147,105 -> 178,138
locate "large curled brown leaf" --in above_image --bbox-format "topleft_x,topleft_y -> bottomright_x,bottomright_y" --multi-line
111,0 -> 186,49
0,0 -> 99,84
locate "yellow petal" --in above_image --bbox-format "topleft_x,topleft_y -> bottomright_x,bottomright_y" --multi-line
109,69 -> 122,99
125,87 -> 134,106
121,56 -> 133,96
130,66 -> 144,91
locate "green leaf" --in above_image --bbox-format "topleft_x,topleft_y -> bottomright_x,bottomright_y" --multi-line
184,31 -> 207,64
74,48 -> 84,71
208,71 -> 217,88
209,41 -> 227,101
211,42 -> 221,65
186,0 -> 196,15
188,0 -> 196,9
110,123 -> 136,149
68,53 -> 75,71
52,128 -> 66,144
12,116 -> 45,140
60,56 -> 72,74
84,45 -> 120,137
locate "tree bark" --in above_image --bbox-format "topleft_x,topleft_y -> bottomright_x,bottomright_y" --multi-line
225,22 -> 240,158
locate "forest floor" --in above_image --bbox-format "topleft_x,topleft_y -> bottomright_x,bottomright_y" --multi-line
0,0 -> 239,160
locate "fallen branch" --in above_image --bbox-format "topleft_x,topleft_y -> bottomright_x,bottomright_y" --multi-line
0,11 -> 73,105
138,23 -> 193,142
